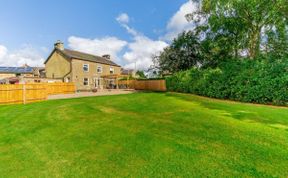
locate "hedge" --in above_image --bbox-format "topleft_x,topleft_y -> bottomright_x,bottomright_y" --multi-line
166,58 -> 288,106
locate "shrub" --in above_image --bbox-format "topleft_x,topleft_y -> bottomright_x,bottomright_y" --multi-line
166,58 -> 288,106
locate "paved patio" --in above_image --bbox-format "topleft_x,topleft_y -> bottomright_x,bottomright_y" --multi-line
48,89 -> 136,100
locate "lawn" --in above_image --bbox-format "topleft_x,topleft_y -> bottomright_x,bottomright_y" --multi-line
0,92 -> 287,177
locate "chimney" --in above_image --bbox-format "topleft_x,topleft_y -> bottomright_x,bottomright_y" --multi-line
54,40 -> 64,50
102,54 -> 111,60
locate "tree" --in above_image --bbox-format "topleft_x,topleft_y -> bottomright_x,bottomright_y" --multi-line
136,70 -> 147,79
188,0 -> 288,59
152,31 -> 203,74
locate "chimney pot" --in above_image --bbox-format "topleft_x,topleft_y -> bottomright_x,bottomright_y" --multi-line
54,40 -> 64,50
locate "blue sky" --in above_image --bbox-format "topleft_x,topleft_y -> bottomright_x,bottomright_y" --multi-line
0,0 -> 197,69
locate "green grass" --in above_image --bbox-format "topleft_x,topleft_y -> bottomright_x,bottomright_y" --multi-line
0,92 -> 287,177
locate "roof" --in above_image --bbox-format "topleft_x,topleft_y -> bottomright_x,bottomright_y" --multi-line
0,67 -> 34,74
45,48 -> 121,67
121,69 -> 134,75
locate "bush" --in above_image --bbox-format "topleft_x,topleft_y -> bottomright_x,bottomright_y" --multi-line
166,58 -> 288,106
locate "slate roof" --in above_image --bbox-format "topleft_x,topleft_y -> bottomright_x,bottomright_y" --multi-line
45,48 -> 120,67
0,67 -> 34,74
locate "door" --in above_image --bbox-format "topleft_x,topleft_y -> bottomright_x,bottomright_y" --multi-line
94,78 -> 101,89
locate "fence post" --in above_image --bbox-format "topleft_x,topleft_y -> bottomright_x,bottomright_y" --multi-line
22,84 -> 26,104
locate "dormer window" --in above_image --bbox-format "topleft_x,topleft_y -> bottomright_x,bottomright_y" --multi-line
83,64 -> 89,72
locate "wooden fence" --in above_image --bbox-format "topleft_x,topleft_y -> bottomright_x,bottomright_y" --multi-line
0,83 -> 75,105
46,83 -> 76,95
118,79 -> 166,91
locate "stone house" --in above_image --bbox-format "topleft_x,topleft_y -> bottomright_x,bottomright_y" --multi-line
45,41 -> 122,91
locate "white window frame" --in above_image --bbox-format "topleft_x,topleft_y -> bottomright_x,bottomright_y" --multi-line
83,64 -> 89,72
110,66 -> 114,74
97,66 -> 103,73
83,78 -> 89,86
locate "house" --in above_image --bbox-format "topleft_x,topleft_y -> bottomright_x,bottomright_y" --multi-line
0,65 -> 34,79
45,41 -> 122,91
0,65 -> 46,84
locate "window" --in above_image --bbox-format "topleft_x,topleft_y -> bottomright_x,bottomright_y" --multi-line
97,66 -> 103,73
83,64 -> 89,72
110,66 -> 114,74
83,78 -> 89,86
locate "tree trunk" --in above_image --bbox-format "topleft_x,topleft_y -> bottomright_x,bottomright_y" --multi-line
249,27 -> 261,59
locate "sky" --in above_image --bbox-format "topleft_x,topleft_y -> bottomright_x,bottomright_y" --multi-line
0,0 -> 198,70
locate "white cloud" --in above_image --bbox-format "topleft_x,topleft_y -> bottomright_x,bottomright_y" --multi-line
162,1 -> 199,41
116,13 -> 130,24
0,45 -> 8,59
117,13 -> 139,36
0,44 -> 45,67
68,36 -> 128,63
120,24 -> 139,37
116,13 -> 169,70
123,36 -> 168,70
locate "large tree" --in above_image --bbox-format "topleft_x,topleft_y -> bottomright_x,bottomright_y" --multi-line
188,0 -> 288,58
152,31 -> 203,74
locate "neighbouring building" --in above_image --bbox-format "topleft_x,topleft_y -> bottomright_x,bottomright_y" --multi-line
45,41 -> 122,91
0,65 -> 47,84
121,69 -> 136,78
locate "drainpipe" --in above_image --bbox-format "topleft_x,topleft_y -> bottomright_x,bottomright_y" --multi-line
63,60 -> 72,82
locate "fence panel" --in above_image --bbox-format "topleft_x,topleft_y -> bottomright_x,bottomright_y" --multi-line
25,84 -> 47,103
0,85 -> 23,104
136,80 -> 166,91
134,80 -> 146,90
119,80 -> 166,91
46,83 -> 76,95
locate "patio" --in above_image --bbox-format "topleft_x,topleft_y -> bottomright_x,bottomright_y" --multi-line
47,89 -> 136,100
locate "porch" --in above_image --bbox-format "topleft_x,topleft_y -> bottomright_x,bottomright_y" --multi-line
96,74 -> 132,90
